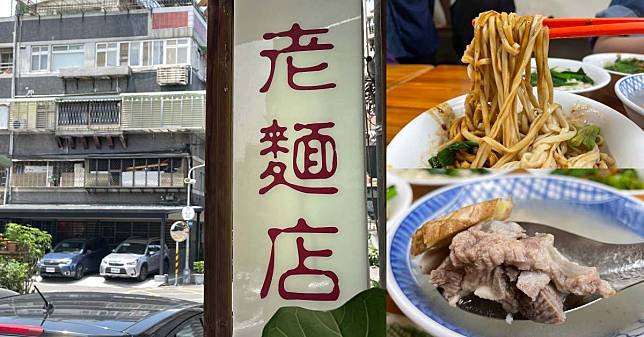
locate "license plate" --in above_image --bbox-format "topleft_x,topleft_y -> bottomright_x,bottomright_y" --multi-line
45,267 -> 55,273
110,268 -> 121,274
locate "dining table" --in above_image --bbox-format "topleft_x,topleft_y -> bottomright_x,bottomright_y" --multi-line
385,64 -> 642,336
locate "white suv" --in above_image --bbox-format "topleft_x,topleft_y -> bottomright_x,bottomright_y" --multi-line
100,238 -> 169,281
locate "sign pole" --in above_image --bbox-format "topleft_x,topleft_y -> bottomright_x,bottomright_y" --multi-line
175,241 -> 179,286
206,0 -> 233,335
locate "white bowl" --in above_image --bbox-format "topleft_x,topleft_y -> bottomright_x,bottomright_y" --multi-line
386,171 -> 413,231
530,58 -> 610,94
615,73 -> 644,128
582,53 -> 644,77
388,168 -> 510,187
387,91 -> 644,168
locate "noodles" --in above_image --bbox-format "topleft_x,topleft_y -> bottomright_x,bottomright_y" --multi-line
440,11 -> 614,169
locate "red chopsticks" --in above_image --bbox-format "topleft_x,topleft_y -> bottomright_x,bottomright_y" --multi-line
471,17 -> 644,39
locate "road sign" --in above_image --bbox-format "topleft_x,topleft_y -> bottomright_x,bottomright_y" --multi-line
170,221 -> 189,242
181,206 -> 196,221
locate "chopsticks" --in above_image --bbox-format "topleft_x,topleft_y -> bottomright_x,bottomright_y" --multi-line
471,17 -> 644,39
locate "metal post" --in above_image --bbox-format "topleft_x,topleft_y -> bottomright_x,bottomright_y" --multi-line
159,214 -> 166,276
175,241 -> 180,286
184,163 -> 204,283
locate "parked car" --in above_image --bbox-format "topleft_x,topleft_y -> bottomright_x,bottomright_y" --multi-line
101,237 -> 169,282
0,292 -> 203,336
38,238 -> 110,280
0,289 -> 16,300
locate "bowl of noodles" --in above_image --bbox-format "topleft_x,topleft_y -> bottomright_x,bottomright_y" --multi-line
388,12 -> 644,169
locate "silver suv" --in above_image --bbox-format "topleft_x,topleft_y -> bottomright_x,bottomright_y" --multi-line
100,237 -> 169,282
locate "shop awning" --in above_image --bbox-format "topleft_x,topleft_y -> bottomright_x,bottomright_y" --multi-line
0,204 -> 202,221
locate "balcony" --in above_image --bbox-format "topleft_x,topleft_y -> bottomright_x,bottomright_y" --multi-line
55,98 -> 122,136
11,161 -> 85,188
9,100 -> 56,132
85,157 -> 186,192
121,91 -> 204,131
17,0 -> 200,16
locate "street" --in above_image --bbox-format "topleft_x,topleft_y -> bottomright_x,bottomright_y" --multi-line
35,275 -> 204,303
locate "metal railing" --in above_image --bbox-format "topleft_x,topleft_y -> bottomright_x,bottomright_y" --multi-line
57,101 -> 121,131
17,0 -> 199,16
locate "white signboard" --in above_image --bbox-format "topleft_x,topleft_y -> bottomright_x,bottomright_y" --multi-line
233,1 -> 368,336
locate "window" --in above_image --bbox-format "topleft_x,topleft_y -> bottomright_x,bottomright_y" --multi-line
172,316 -> 203,337
142,41 -> 151,66
51,44 -> 84,71
96,43 -> 118,67
119,43 -> 129,66
166,39 -> 189,64
0,105 -> 7,129
129,42 -> 141,66
31,46 -> 49,71
0,49 -> 13,74
12,161 -> 83,187
152,40 -> 164,65
86,158 -> 185,188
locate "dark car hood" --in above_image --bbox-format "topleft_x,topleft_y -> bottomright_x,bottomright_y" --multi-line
43,252 -> 79,260
0,292 -> 200,336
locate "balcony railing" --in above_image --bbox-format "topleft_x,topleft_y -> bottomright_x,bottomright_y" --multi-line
121,92 -> 204,131
56,100 -> 121,134
9,92 -> 204,132
18,0 -> 199,16
9,100 -> 56,131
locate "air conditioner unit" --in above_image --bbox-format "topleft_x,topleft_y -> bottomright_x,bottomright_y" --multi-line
157,66 -> 190,86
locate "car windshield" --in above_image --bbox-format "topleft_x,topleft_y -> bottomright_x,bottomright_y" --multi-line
113,242 -> 147,255
53,241 -> 85,253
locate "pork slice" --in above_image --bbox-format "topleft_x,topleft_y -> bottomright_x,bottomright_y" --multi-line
472,266 -> 519,313
516,271 -> 551,301
430,258 -> 465,303
518,284 -> 566,324
505,266 -> 520,282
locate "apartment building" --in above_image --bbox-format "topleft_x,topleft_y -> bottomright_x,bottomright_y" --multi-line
0,0 -> 207,275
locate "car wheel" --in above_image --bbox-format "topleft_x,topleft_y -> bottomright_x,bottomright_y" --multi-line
103,276 -> 112,281
74,264 -> 85,280
137,264 -> 148,282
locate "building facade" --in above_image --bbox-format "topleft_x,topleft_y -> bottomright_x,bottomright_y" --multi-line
0,0 -> 207,275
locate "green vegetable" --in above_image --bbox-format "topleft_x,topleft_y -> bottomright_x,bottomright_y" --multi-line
568,125 -> 600,151
262,287 -> 386,337
429,141 -> 479,168
551,169 -> 644,190
386,185 -> 397,201
427,168 -> 490,177
605,56 -> 644,74
530,68 -> 594,87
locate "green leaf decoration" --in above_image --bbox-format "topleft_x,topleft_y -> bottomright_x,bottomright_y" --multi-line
262,287 -> 386,337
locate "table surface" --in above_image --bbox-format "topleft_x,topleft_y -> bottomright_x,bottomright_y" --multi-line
386,64 -> 628,144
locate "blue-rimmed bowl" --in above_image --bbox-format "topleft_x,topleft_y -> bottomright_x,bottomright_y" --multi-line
615,73 -> 644,128
387,175 -> 644,337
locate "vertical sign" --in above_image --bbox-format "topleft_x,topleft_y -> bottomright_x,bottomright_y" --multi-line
233,1 -> 368,336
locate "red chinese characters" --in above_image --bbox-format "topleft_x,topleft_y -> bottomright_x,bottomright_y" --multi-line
259,23 -> 337,93
259,119 -> 338,195
260,218 -> 340,301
